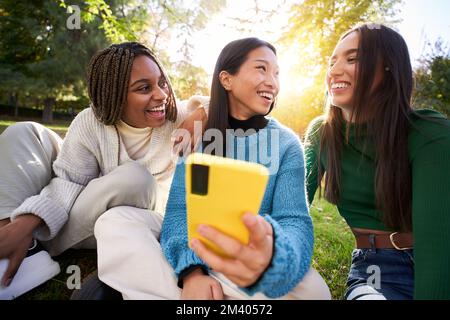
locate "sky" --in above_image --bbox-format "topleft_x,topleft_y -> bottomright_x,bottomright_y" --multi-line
397,0 -> 450,63
178,0 -> 450,86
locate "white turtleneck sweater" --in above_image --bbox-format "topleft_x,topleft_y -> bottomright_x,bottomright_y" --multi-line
116,120 -> 153,160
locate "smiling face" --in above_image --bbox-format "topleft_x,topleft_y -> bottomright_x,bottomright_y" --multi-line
327,31 -> 385,121
327,31 -> 360,118
221,46 -> 279,120
121,55 -> 169,128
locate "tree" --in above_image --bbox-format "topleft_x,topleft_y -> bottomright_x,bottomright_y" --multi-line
0,0 -> 224,121
414,39 -> 450,117
275,0 -> 401,135
62,0 -> 225,99
0,0 -> 109,122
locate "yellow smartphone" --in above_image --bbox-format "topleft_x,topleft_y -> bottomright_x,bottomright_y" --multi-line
186,153 -> 269,257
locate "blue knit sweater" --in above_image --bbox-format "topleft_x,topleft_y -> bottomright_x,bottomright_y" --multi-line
160,118 -> 313,298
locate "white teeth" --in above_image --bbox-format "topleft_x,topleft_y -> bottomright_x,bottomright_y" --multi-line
258,91 -> 274,100
147,105 -> 165,112
331,82 -> 350,89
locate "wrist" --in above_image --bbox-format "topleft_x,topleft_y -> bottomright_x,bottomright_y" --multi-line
13,214 -> 42,234
183,268 -> 206,285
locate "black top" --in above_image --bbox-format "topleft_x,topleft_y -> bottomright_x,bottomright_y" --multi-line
228,114 -> 268,132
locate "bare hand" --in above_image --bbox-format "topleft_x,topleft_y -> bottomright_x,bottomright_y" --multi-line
173,107 -> 207,156
191,213 -> 274,288
181,268 -> 223,300
0,215 -> 42,287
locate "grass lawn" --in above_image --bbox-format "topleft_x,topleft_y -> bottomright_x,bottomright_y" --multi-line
0,118 -> 70,138
1,119 -> 354,300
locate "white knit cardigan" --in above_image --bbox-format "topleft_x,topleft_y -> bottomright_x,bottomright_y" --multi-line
11,96 -> 209,241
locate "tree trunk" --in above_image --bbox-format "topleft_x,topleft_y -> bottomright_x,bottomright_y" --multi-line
14,93 -> 19,117
42,97 -> 55,124
8,92 -> 18,117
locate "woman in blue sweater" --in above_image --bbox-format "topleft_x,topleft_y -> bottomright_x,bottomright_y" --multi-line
160,38 -> 330,299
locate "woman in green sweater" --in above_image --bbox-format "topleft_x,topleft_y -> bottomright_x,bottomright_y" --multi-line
304,23 -> 450,300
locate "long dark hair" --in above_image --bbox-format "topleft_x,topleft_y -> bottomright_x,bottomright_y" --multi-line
87,42 -> 177,125
319,24 -> 414,231
204,37 -> 277,154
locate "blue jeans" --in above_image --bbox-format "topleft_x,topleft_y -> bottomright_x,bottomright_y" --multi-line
345,248 -> 414,300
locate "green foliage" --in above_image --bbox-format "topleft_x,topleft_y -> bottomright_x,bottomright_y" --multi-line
171,61 -> 210,100
0,0 -> 109,121
413,40 -> 450,117
0,0 -> 224,116
275,0 -> 401,135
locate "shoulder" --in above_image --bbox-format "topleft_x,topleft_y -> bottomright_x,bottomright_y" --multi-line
69,107 -> 103,130
267,118 -> 301,144
266,118 -> 305,168
65,107 -> 111,143
409,109 -> 450,158
305,115 -> 326,142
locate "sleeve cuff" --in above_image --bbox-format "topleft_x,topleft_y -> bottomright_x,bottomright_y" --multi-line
239,215 -> 311,298
11,195 -> 68,241
177,265 -> 209,289
186,95 -> 210,113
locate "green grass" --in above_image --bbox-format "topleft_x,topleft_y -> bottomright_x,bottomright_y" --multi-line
0,118 -> 70,137
1,119 -> 354,300
310,197 -> 354,299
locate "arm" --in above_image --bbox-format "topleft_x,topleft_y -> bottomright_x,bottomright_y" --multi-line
173,96 -> 209,154
241,139 -> 314,298
304,116 -> 325,205
10,111 -> 101,240
174,95 -> 209,128
160,162 -> 210,280
411,125 -> 450,299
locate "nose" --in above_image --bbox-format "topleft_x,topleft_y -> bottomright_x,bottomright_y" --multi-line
265,72 -> 279,92
328,59 -> 344,78
153,85 -> 168,102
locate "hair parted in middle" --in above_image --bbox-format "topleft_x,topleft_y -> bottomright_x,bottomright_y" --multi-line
206,37 -> 277,143
318,23 -> 414,231
86,42 -> 177,125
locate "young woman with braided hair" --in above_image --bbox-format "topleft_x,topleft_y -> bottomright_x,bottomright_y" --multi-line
0,42 -> 208,299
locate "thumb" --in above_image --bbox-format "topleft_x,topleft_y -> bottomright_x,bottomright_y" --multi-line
243,213 -> 267,247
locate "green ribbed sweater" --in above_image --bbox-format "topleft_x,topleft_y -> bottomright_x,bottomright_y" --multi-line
304,109 -> 450,300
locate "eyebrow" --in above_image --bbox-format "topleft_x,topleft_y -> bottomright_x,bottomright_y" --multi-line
130,77 -> 163,87
331,48 -> 358,60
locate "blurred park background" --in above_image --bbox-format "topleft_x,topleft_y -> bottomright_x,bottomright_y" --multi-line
0,0 -> 448,133
0,0 -> 449,299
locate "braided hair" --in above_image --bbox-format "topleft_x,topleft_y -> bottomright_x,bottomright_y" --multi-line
87,42 -> 177,125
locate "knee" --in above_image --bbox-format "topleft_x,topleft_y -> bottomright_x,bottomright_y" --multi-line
291,268 -> 332,300
1,122 -> 40,140
346,284 -> 386,300
94,206 -> 127,238
110,162 -> 156,197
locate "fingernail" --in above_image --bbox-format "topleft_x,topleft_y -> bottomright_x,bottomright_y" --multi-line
243,213 -> 255,222
191,239 -> 199,248
3,278 -> 12,287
